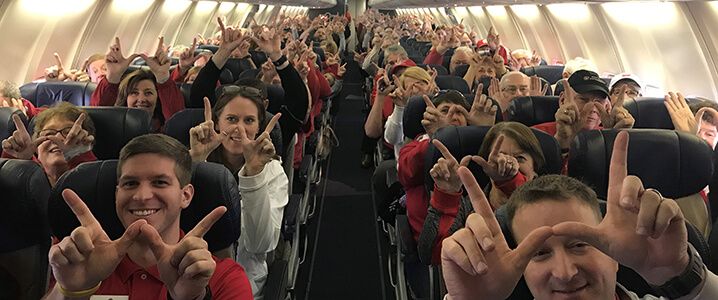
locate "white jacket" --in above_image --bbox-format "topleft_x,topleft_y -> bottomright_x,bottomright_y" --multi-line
235,159 -> 289,298
384,104 -> 405,164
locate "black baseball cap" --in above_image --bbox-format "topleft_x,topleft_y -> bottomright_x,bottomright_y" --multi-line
568,69 -> 609,98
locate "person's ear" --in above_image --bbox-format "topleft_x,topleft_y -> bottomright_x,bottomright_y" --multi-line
562,71 -> 569,79
180,183 -> 194,209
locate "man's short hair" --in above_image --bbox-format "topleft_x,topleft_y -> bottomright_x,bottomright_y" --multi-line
118,134 -> 192,186
506,175 -> 601,231
499,71 -> 528,89
384,44 -> 408,59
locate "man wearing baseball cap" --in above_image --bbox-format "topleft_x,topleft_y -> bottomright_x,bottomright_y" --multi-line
609,73 -> 643,102
534,69 -> 635,170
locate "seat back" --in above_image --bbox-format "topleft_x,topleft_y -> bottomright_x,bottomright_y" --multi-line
0,108 -> 27,153
402,95 -> 427,140
435,75 -> 470,94
198,45 -> 219,53
622,97 -> 674,129
0,159 -> 52,300
521,65 -> 564,84
179,83 -> 192,108
266,84 -> 286,115
424,125 -> 562,190
249,50 -> 268,67
238,69 -> 261,81
450,64 -> 469,77
81,107 -> 151,160
219,68 -> 234,85
506,96 -> 560,127
48,160 -> 241,253
164,108 -> 205,147
19,81 -> 97,107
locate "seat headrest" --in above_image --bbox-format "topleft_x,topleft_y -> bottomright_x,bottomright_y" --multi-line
219,68 -> 234,85
179,83 -> 192,108
435,75 -> 470,94
507,96 -> 560,127
19,81 -> 96,107
80,107 -> 151,160
416,64 -> 449,76
164,109 -> 205,147
0,108 -> 27,152
554,78 -> 566,96
622,97 -> 674,129
402,95 -> 427,140
424,125 -> 563,190
224,59 -> 246,82
568,129 -> 713,199
521,65 -> 565,85
451,64 -> 469,77
266,84 -> 285,115
0,159 -> 51,252
249,50 -> 268,67
238,69 -> 260,81
198,45 -> 219,53
48,160 -> 241,252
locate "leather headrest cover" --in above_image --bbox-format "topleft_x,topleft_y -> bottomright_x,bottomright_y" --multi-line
521,65 -> 565,85
435,75 -> 470,94
164,109 -> 205,147
0,159 -> 51,252
48,160 -> 241,252
568,129 -> 713,199
0,108 -> 27,150
82,107 -> 151,160
622,97 -> 673,129
507,96 -> 560,127
20,81 -> 96,107
402,95 -> 427,140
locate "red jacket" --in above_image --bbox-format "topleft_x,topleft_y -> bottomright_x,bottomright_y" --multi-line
397,137 -> 430,241
21,98 -> 40,119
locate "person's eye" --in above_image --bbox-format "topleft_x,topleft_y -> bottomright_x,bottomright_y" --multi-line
226,116 -> 238,123
245,117 -> 256,124
130,91 -> 139,96
533,249 -> 551,261
570,242 -> 590,253
152,180 -> 169,187
516,156 -> 527,163
120,181 -> 138,188
145,92 -> 154,97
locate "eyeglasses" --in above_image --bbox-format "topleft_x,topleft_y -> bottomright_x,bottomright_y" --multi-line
217,85 -> 265,101
501,86 -> 529,94
610,89 -> 640,98
38,127 -> 73,138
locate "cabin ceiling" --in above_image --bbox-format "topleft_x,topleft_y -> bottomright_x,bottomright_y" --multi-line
221,0 -> 336,9
368,0 -> 692,9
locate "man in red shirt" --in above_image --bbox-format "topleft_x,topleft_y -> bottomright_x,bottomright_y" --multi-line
43,134 -> 253,300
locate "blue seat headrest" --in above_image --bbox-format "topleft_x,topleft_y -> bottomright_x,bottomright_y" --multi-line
79,107 -> 151,160
507,96 -> 560,127
520,65 -> 565,85
622,97 -> 674,129
0,108 -> 27,154
19,81 -> 96,107
48,160 -> 241,252
568,129 -> 713,199
0,159 -> 51,252
451,64 -> 469,77
435,75 -> 470,94
164,109 -> 205,147
198,45 -> 219,54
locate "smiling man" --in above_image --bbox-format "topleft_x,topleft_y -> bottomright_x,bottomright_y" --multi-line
441,131 -> 718,300
43,134 -> 252,300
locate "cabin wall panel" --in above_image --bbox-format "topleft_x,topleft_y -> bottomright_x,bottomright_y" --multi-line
137,1 -> 190,54
484,6 -> 524,51
683,1 -> 718,99
510,5 -> 562,65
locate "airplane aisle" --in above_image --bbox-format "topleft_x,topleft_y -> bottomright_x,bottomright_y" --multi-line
294,63 -> 391,300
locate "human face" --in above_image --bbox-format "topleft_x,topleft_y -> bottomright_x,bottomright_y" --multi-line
450,51 -> 471,73
476,64 -> 496,79
216,96 -> 260,156
698,121 -> 718,149
609,82 -> 641,101
514,198 -> 618,300
436,102 -> 467,126
88,59 -> 107,83
384,53 -> 404,67
37,117 -> 75,165
572,92 -> 608,130
500,74 -> 530,108
116,154 -> 193,242
126,79 -> 158,116
494,135 -> 537,180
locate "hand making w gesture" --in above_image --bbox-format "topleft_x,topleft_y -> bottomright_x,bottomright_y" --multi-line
429,139 -> 472,193
141,36 -> 171,84
105,37 -> 140,84
238,113 -> 281,176
189,97 -> 230,162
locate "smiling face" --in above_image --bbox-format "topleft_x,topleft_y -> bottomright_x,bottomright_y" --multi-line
126,79 -> 158,116
88,59 -> 107,83
36,116 -> 75,165
572,92 -> 609,130
514,198 -> 618,300
116,153 -> 193,242
216,96 -> 260,156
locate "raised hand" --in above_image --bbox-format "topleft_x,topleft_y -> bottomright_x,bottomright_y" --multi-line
442,167 -> 553,300
473,135 -> 520,182
0,97 -> 28,116
598,85 -> 635,129
528,75 -> 547,96
141,36 -> 171,84
189,97 -> 230,162
665,91 -> 699,134
326,53 -> 340,66
552,131 -> 689,285
105,37 -> 140,84
1,114 -> 42,159
42,113 -> 94,160
421,95 -> 450,136
353,51 -> 367,64
140,206 -> 227,300
179,37 -> 200,74
49,189 -> 145,292
430,139 -> 472,193
45,53 -> 74,82
213,17 -> 248,69
252,25 -> 283,61
337,63 -> 347,78
554,80 -> 591,150
460,84 -> 497,126
238,113 -> 281,176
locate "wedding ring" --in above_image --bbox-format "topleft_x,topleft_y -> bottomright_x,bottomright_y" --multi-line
645,188 -> 664,201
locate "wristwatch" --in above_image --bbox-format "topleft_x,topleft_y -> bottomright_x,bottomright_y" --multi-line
651,244 -> 706,298
272,55 -> 288,67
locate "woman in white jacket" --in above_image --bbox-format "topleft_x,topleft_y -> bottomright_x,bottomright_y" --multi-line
189,87 -> 288,298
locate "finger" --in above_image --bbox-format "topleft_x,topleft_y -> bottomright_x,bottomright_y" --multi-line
11,114 -> 28,136
607,131 -> 629,205
552,221 -> 605,252
457,166 -> 500,235
53,53 -> 64,70
423,94 -> 436,109
48,244 -> 70,267
186,206 -> 228,238
181,260 -> 216,280
636,189 -> 663,236
652,199 -> 683,239
57,237 -> 85,263
488,134 -> 504,161
441,232 -> 478,276
432,139 -> 456,161
177,248 -> 212,277
65,113 -> 86,143
62,189 -> 102,228
190,37 -> 197,53
455,228 -> 488,275
114,37 -> 123,56
264,113 -> 281,135
466,214 -> 496,252
619,175 -> 643,212
203,97 -> 213,122
614,85 -> 627,107
510,226 -> 553,269
140,222 -> 169,260
459,155 -> 472,167
113,219 -> 146,254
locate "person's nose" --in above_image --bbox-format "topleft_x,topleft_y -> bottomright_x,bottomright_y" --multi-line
550,251 -> 579,282
132,182 -> 154,202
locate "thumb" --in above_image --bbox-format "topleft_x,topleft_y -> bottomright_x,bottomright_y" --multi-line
114,219 -> 147,254
459,155 -> 472,167
552,221 -> 605,252
472,155 -> 490,170
510,226 -> 553,269
139,222 -> 169,260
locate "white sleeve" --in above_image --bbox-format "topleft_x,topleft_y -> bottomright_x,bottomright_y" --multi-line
384,105 -> 405,146
238,160 -> 289,254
